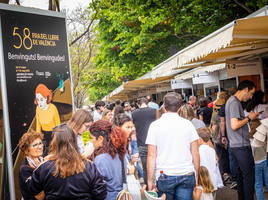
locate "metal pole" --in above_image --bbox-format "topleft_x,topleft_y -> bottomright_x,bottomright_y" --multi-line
258,57 -> 265,91
236,76 -> 239,87
0,17 -> 16,200
181,88 -> 185,99
217,72 -> 221,93
203,84 -> 207,97
65,15 -> 75,112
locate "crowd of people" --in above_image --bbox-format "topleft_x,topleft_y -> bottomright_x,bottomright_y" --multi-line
17,80 -> 268,200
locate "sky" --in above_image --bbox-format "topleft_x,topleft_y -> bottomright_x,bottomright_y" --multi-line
10,0 -> 91,13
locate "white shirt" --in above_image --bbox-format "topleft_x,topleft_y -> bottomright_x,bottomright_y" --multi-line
146,112 -> 199,179
244,104 -> 268,120
93,110 -> 102,122
196,186 -> 213,200
77,134 -> 84,154
199,144 -> 217,189
191,118 -> 206,129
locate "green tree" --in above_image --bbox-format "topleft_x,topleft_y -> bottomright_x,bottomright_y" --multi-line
89,0 -> 267,99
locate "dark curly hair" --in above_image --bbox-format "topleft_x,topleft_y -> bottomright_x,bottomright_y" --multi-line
90,120 -> 127,160
114,113 -> 131,127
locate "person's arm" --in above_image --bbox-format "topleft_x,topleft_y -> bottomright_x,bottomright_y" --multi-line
147,144 -> 157,191
20,165 -> 44,200
220,117 -> 227,144
193,187 -> 201,200
25,165 -> 44,196
231,111 -> 258,130
82,143 -> 94,158
228,100 -> 258,130
231,117 -> 249,131
156,110 -> 160,120
53,104 -> 61,126
89,163 -> 107,200
190,140 -> 200,185
36,108 -> 41,133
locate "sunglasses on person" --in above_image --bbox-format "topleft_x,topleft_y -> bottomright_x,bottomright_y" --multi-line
52,122 -> 67,133
30,141 -> 44,148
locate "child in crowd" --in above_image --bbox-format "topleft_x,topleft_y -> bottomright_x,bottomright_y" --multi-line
193,166 -> 214,200
197,128 -> 218,191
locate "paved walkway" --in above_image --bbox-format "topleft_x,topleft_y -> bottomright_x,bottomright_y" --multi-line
216,186 -> 268,200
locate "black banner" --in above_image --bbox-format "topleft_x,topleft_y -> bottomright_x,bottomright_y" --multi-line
0,10 -> 72,159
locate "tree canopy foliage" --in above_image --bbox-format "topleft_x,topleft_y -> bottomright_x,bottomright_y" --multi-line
87,0 -> 268,100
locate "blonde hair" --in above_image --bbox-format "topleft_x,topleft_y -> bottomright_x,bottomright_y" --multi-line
178,104 -> 195,120
198,166 -> 214,193
101,109 -> 112,120
197,128 -> 211,143
49,124 -> 87,178
68,109 -> 93,134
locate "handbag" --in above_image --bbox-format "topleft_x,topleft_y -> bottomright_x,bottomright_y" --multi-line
116,158 -> 133,200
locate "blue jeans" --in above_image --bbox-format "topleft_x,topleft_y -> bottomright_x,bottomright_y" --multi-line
255,160 -> 268,200
135,162 -> 143,178
130,140 -> 139,155
157,173 -> 195,200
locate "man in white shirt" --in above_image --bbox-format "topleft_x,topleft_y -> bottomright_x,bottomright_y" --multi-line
146,92 -> 200,200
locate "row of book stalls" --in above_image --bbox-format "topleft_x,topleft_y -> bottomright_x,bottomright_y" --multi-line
103,6 -> 268,104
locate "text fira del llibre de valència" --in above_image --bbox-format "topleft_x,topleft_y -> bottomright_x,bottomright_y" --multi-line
7,52 -> 65,63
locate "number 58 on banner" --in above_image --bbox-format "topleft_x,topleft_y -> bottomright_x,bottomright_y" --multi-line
13,27 -> 33,50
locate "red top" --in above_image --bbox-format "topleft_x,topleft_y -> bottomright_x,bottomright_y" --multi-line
208,102 -> 214,108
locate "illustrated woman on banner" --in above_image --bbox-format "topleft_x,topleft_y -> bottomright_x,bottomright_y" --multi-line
35,83 -> 60,155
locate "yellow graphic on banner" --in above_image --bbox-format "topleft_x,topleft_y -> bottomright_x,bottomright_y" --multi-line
12,27 -> 60,49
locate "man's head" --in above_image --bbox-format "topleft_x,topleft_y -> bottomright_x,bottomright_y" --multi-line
236,80 -> 256,102
188,96 -> 196,105
115,99 -> 121,106
95,101 -> 105,112
146,95 -> 152,102
107,102 -> 115,111
138,98 -> 149,108
197,127 -> 210,145
124,102 -> 131,111
163,92 -> 183,113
